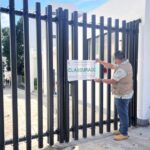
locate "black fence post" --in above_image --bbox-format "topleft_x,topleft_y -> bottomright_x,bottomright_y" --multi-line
46,5 -> 54,145
127,22 -> 132,127
133,21 -> 140,126
99,16 -> 104,134
114,19 -> 119,130
70,13 -> 74,138
71,11 -> 79,140
23,0 -> 32,149
122,20 -> 126,53
0,11 -> 5,150
36,2 -> 43,148
129,22 -> 134,126
9,0 -> 19,149
56,8 -> 64,143
63,9 -> 70,142
82,13 -> 88,138
132,21 -> 139,126
91,15 -> 96,136
132,21 -> 136,126
71,13 -> 74,139
126,23 -> 130,59
107,18 -> 112,132
134,21 -> 140,126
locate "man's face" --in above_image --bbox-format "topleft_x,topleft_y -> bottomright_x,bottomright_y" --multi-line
114,58 -> 122,65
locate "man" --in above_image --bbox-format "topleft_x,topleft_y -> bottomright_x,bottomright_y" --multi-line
95,50 -> 133,141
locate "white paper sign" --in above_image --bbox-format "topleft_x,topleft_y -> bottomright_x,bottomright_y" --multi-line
67,60 -> 99,81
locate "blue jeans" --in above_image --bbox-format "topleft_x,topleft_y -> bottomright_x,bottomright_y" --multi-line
115,98 -> 131,136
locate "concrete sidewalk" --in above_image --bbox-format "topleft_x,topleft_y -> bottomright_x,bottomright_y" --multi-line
44,126 -> 150,150
3,87 -> 150,150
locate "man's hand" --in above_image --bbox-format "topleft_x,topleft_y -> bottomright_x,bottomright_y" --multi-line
96,59 -> 108,66
96,59 -> 115,69
94,78 -> 117,84
96,59 -> 100,63
101,61 -> 110,69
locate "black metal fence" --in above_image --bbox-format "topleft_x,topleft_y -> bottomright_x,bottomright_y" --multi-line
0,0 -> 140,150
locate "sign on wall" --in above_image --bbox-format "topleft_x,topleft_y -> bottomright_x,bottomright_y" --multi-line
67,60 -> 99,81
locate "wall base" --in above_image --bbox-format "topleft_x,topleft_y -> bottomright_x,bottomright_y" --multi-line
137,118 -> 149,126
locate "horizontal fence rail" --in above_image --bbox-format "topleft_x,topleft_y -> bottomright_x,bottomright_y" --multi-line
0,0 -> 140,149
0,7 -> 141,30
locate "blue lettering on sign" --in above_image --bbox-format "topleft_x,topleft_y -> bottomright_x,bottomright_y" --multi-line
68,67 -> 95,72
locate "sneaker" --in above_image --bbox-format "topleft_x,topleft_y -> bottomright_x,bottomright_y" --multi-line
114,134 -> 129,141
113,130 -> 121,135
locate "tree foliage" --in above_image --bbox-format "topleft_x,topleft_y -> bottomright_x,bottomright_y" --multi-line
2,17 -> 24,75
2,27 -> 10,69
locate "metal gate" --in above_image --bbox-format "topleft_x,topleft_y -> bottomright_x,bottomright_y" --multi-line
0,0 -> 140,150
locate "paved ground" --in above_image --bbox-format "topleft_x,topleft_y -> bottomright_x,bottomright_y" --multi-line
44,126 -> 150,150
4,87 -> 48,150
3,87 -> 150,150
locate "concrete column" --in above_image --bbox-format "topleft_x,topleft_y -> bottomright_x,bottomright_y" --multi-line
137,0 -> 150,125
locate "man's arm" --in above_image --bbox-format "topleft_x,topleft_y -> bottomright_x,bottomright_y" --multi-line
95,78 -> 117,84
96,59 -> 115,69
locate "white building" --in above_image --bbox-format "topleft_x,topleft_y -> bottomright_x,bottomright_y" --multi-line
29,0 -> 150,125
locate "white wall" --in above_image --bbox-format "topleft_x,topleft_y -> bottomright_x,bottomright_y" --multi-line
137,0 -> 150,121
87,0 -> 146,22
